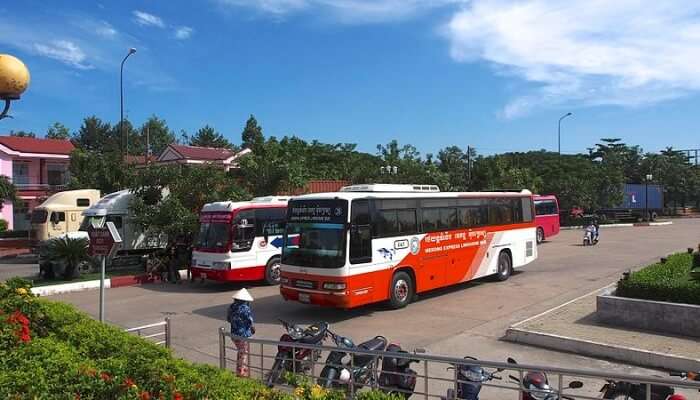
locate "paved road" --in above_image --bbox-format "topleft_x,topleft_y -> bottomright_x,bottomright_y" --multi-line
0,256 -> 38,282
49,219 -> 699,398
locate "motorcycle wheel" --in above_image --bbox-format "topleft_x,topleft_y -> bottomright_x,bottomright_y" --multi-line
602,389 -> 630,399
266,357 -> 285,388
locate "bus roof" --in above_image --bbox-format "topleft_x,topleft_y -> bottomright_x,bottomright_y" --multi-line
291,189 -> 532,201
201,196 -> 290,213
35,189 -> 101,210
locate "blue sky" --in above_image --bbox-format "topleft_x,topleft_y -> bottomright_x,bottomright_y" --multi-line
1,0 -> 699,156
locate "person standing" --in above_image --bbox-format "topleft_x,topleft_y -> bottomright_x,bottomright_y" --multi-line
227,288 -> 255,377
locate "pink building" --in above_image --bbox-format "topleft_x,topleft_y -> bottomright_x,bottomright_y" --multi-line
0,136 -> 74,231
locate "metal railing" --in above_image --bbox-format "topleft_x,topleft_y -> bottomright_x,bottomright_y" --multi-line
126,318 -> 171,348
218,328 -> 700,400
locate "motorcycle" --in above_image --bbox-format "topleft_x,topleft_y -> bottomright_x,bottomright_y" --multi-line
601,371 -> 699,400
317,330 -> 388,392
441,356 -> 503,400
583,226 -> 599,246
266,319 -> 329,387
378,343 -> 422,399
507,357 -> 583,400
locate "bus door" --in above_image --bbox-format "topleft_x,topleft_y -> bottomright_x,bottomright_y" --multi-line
256,207 -> 287,265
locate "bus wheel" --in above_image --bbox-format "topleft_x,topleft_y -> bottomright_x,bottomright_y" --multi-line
536,228 -> 545,244
389,271 -> 413,309
265,257 -> 282,285
495,251 -> 512,281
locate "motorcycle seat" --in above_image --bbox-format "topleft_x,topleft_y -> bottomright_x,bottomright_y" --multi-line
358,336 -> 388,352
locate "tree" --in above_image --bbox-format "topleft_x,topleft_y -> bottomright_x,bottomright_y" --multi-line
130,164 -> 248,240
9,130 -> 36,138
135,115 -> 176,156
0,176 -> 16,211
68,149 -> 133,194
187,125 -> 232,149
46,122 -> 70,140
72,116 -> 116,152
241,114 -> 264,151
237,136 -> 310,196
46,236 -> 91,280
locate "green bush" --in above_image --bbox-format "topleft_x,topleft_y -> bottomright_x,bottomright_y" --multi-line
0,218 -> 7,232
0,279 -> 396,400
617,252 -> 700,305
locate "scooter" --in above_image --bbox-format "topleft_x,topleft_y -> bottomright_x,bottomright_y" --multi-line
601,371 -> 699,400
378,343 -> 422,399
507,357 -> 583,400
266,319 -> 329,387
441,356 -> 503,400
583,226 -> 599,246
317,330 -> 388,391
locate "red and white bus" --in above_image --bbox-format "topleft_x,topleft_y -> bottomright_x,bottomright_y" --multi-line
191,196 -> 290,285
279,184 -> 537,309
533,195 -> 560,243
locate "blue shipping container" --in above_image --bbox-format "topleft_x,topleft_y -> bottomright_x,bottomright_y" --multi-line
619,184 -> 663,210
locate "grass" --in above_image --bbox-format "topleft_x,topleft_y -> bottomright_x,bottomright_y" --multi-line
617,252 -> 700,305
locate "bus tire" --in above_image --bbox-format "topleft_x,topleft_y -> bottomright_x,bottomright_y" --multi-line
264,257 -> 282,285
389,271 -> 414,309
536,227 -> 545,244
495,251 -> 512,281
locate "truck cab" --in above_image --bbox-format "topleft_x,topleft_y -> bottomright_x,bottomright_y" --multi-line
30,189 -> 101,249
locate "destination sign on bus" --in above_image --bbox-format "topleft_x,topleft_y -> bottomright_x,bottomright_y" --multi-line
288,200 -> 347,224
199,213 -> 233,224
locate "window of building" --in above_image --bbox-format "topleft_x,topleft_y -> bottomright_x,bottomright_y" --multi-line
47,164 -> 68,186
12,163 -> 29,185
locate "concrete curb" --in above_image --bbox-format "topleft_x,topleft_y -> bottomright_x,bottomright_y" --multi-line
32,279 -> 111,296
32,270 -> 190,296
504,327 -> 700,372
561,221 -> 672,230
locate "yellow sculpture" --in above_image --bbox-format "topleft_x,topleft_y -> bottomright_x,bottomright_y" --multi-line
0,54 -> 30,100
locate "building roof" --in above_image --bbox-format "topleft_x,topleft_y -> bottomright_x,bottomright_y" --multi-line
124,154 -> 158,165
0,136 -> 75,155
167,144 -> 235,161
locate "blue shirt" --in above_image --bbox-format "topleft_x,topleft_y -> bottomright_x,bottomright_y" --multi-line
227,301 -> 254,338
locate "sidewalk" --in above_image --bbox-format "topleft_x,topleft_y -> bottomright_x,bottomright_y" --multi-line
505,287 -> 700,371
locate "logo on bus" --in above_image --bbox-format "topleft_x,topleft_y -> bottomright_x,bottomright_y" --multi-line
410,237 -> 420,255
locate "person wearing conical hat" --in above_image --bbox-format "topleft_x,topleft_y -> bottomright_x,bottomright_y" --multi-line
227,288 -> 255,377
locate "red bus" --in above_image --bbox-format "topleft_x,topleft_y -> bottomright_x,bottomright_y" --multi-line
191,196 -> 290,285
533,195 -> 560,243
280,184 -> 538,309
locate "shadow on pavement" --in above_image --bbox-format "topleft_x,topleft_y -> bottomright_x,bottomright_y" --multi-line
135,279 -> 268,294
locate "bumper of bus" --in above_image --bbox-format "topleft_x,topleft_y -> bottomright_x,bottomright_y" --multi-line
280,285 -> 353,308
191,265 -> 265,282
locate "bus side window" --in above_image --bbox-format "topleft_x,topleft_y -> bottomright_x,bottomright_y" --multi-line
350,200 -> 372,264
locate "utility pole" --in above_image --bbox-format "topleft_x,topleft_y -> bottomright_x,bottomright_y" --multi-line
466,145 -> 472,185
145,124 -> 150,164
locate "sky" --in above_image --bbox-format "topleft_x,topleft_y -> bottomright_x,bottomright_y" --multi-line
1,0 -> 699,156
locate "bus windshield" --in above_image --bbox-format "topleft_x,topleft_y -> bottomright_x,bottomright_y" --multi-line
282,223 -> 346,268
282,198 -> 348,269
196,223 -> 231,250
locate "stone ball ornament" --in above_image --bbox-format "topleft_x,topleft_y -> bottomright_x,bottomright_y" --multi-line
0,54 -> 31,100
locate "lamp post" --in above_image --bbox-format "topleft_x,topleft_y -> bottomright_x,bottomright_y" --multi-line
120,48 -> 136,157
0,54 -> 30,121
558,112 -> 572,155
645,173 -> 653,221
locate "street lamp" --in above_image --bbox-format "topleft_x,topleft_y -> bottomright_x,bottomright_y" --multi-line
558,112 -> 572,155
120,48 -> 136,158
0,54 -> 30,120
645,173 -> 653,221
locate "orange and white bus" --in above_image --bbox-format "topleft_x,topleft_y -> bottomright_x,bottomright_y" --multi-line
191,196 -> 290,285
279,184 -> 537,309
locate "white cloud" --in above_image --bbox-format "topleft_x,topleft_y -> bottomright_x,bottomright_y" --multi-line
132,10 -> 165,28
174,26 -> 194,40
216,0 -> 461,23
443,0 -> 700,117
95,21 -> 117,38
33,40 -> 93,70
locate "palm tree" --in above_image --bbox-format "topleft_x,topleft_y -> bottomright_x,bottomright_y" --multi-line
46,236 -> 91,280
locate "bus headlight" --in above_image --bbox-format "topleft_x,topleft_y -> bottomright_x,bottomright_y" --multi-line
212,262 -> 231,270
322,282 -> 346,291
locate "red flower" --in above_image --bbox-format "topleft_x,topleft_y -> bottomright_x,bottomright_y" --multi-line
100,372 -> 112,382
172,392 -> 183,400
139,392 -> 151,400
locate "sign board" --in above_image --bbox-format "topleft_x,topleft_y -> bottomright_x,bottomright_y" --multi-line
88,221 -> 123,258
288,199 -> 347,224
